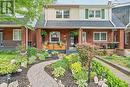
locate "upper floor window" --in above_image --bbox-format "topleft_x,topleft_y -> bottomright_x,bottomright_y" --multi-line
89,10 -> 101,18
56,9 -> 70,19
85,9 -> 105,19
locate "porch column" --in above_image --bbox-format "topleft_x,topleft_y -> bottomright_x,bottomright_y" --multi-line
118,29 -> 125,49
78,28 -> 82,45
21,26 -> 27,49
128,32 -> 130,49
36,28 -> 42,49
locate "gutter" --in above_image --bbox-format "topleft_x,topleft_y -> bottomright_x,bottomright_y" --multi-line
0,25 -> 22,28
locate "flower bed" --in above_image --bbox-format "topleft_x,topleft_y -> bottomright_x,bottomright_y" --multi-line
103,54 -> 130,70
0,48 -> 50,86
92,60 -> 128,87
45,53 -> 128,87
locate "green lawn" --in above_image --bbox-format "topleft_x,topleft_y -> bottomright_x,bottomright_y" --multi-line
103,54 -> 130,70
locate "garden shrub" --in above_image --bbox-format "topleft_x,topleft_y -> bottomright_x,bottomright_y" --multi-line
52,67 -> 65,77
28,56 -> 37,64
64,54 -> 80,65
27,47 -> 37,57
38,54 -> 45,60
92,60 -> 128,87
51,58 -> 69,69
71,62 -> 82,74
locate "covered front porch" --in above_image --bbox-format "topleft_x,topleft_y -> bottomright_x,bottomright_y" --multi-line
0,26 -> 28,50
36,28 -> 124,52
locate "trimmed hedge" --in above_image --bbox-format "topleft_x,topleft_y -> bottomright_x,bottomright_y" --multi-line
92,60 -> 128,87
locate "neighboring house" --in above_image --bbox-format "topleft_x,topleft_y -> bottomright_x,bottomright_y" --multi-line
0,20 -> 36,50
112,4 -> 130,48
35,2 -> 125,52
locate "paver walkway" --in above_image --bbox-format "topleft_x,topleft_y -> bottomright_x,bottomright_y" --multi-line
95,58 -> 130,87
27,60 -> 59,87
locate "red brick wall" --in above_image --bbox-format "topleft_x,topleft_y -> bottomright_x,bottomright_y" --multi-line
3,28 -> 13,40
28,30 -> 36,46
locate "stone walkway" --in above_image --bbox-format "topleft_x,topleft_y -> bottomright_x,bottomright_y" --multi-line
27,60 -> 59,87
95,59 -> 130,87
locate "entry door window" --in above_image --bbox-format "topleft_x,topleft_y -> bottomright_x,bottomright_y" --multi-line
82,32 -> 86,43
50,32 -> 60,43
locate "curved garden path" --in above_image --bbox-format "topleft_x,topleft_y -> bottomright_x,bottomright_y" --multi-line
27,60 -> 59,87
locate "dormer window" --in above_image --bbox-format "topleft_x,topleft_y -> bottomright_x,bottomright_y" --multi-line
89,10 -> 101,18
56,9 -> 70,19
85,9 -> 105,19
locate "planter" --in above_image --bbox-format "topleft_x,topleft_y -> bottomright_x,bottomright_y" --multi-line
52,55 -> 59,59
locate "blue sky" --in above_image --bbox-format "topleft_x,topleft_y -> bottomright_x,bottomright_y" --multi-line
56,0 -> 130,5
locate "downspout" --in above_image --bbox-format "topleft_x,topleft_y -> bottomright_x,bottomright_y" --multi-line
26,27 -> 28,49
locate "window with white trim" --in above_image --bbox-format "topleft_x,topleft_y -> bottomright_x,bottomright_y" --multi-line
93,32 -> 107,41
50,32 -> 60,43
56,9 -> 70,18
82,32 -> 87,43
13,29 -> 21,41
89,10 -> 101,18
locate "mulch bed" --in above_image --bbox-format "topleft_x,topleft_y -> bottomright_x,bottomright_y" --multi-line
45,65 -> 100,87
0,58 -> 53,87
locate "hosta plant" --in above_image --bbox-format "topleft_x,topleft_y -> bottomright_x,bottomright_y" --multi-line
52,67 -> 65,77
76,79 -> 87,87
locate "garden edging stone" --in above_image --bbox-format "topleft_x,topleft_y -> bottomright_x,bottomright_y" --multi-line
96,56 -> 130,76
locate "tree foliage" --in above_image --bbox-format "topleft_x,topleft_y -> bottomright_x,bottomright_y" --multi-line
0,0 -> 56,29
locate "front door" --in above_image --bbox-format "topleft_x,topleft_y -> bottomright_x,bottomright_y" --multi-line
69,32 -> 78,50
0,32 -> 3,46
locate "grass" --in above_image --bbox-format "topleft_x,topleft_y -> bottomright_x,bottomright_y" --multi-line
103,54 -> 130,70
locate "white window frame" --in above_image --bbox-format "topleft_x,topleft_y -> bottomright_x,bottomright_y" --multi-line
89,9 -> 101,19
56,9 -> 70,19
13,29 -> 21,41
50,32 -> 60,43
82,32 -> 87,43
93,32 -> 107,41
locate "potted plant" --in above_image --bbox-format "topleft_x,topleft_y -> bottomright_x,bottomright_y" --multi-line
51,51 -> 59,59
41,30 -> 47,43
58,41 -> 63,47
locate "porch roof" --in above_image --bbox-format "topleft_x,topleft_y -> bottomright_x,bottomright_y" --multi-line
39,20 -> 125,29
36,14 -> 125,29
44,20 -> 114,28
0,18 -> 24,28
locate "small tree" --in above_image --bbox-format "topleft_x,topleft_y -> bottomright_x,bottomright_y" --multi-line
77,43 -> 99,85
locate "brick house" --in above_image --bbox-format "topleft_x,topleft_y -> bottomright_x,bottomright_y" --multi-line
35,3 -> 125,52
0,20 -> 36,50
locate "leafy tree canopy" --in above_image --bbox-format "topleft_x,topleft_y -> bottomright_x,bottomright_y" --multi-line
0,0 -> 56,29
